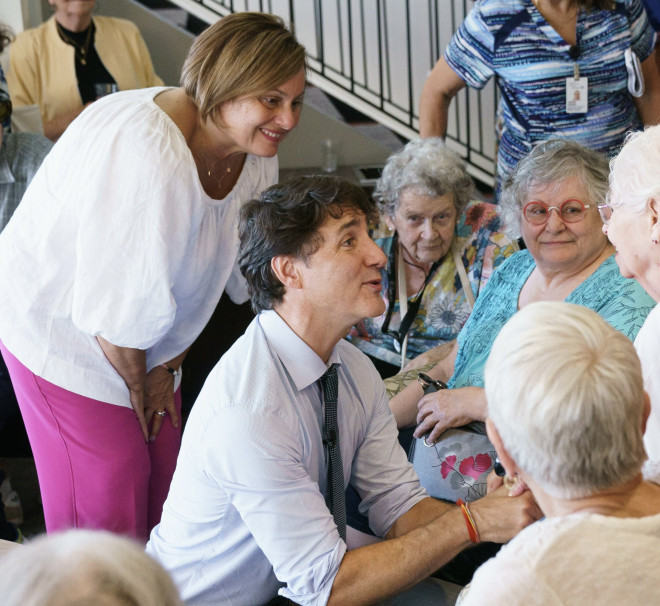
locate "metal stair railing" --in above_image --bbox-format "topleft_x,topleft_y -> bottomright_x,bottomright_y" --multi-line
165,0 -> 498,186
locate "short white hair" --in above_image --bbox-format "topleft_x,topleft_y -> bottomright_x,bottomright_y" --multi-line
608,125 -> 660,214
484,302 -> 646,499
0,530 -> 182,606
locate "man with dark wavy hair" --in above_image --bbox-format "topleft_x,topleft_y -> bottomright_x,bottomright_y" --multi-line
148,175 -> 540,606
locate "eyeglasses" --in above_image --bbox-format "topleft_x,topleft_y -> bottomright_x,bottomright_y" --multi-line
597,204 -> 613,225
0,99 -> 12,123
522,199 -> 592,226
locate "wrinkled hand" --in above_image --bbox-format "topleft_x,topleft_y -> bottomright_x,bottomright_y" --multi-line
414,386 -> 485,445
469,486 -> 543,544
144,366 -> 179,442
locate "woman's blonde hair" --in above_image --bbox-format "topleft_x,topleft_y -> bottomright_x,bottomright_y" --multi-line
181,12 -> 307,123
0,530 -> 182,606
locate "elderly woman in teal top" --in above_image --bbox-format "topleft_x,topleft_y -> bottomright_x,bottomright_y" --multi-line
389,139 -> 655,451
349,138 -> 517,378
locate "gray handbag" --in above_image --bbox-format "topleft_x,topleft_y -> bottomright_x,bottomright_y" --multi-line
409,374 -> 496,503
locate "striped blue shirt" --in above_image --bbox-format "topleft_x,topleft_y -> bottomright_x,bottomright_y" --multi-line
445,0 -> 655,186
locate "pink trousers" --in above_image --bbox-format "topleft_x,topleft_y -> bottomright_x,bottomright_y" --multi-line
0,342 -> 181,543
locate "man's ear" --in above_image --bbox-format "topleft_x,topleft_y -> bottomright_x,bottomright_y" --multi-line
271,255 -> 302,290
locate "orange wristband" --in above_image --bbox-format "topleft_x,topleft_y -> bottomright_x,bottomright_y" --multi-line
457,498 -> 480,544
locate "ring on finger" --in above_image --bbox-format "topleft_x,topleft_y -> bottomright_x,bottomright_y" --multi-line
155,410 -> 167,417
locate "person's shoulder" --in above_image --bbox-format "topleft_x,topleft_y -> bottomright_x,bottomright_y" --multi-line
94,16 -> 141,36
196,318 -> 285,411
460,519 -> 561,606
11,19 -> 51,49
336,338 -> 385,395
493,248 -> 530,272
4,132 -> 53,157
459,199 -> 502,233
470,0 -> 527,20
240,154 -> 278,191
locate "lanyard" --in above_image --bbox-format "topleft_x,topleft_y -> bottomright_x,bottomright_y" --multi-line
381,233 -> 440,354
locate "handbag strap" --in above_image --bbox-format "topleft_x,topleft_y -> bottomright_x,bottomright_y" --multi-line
451,242 -> 475,311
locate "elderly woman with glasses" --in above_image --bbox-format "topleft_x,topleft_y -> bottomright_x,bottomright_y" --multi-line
457,301 -> 660,605
601,124 -> 660,461
349,138 -> 518,378
388,139 -> 654,504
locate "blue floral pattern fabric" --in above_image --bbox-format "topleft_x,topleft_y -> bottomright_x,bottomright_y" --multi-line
450,250 -> 656,390
445,0 -> 655,186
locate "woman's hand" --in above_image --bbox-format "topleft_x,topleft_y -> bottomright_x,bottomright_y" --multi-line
144,366 -> 180,442
96,337 -> 149,441
413,385 -> 486,444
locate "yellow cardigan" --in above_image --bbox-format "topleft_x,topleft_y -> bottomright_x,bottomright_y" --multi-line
7,16 -> 164,124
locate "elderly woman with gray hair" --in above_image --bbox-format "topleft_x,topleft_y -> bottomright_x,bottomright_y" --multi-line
349,138 -> 517,378
601,123 -> 660,461
388,139 -> 654,505
457,301 -> 660,605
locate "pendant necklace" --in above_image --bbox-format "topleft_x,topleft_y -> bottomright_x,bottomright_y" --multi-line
202,155 -> 232,191
56,21 -> 94,66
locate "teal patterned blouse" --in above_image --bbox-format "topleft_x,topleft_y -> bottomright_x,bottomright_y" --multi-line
449,250 -> 655,389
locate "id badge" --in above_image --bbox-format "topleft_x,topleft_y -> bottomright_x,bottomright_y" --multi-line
566,77 -> 588,113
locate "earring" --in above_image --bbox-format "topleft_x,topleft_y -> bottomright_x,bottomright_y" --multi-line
653,239 -> 658,245
503,475 -> 519,496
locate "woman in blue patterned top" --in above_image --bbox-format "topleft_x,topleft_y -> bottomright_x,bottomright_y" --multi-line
388,140 -> 655,444
419,0 -> 660,191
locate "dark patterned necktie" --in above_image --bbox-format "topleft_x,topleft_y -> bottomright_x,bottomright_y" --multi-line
320,364 -> 346,541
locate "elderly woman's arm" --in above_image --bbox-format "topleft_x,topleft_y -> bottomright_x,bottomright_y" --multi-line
634,49 -> 660,126
389,340 -> 458,428
402,340 -> 457,372
418,57 -> 466,138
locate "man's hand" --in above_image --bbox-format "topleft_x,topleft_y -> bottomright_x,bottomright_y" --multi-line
469,486 -> 543,544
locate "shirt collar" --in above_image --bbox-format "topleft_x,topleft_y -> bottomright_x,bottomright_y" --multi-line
258,309 -> 342,392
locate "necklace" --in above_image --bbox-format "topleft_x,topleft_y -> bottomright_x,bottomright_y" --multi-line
199,152 -> 234,191
56,21 -> 94,66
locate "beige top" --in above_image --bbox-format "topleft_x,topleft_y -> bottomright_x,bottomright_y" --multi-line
7,16 -> 163,124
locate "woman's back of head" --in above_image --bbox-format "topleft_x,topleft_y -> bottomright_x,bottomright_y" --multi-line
484,301 -> 646,499
0,530 -> 182,606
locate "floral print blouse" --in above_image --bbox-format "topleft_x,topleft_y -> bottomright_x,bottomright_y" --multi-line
349,200 -> 518,365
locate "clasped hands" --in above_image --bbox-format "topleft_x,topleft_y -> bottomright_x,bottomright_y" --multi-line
129,365 -> 180,443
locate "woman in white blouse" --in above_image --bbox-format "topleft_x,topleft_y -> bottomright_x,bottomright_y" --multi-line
0,12 -> 306,542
